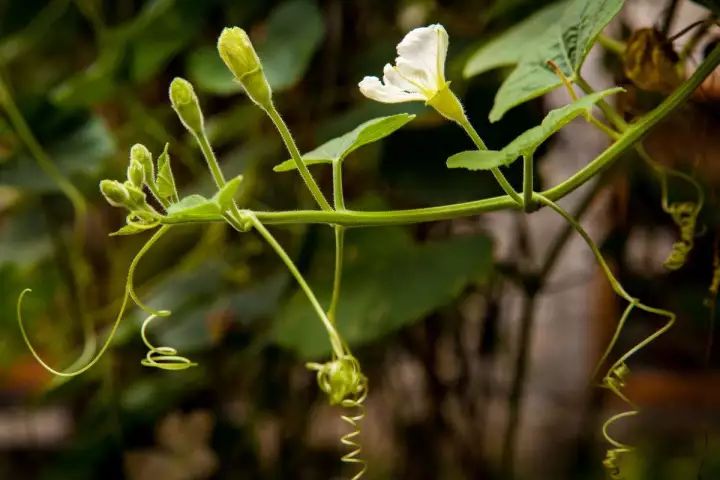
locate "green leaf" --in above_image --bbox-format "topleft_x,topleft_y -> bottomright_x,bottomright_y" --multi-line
109,224 -> 157,236
129,3 -> 206,82
464,0 -> 571,78
258,0 -> 325,91
448,88 -> 623,171
447,150 -> 507,171
187,1 -> 324,95
273,114 -> 415,172
212,175 -> 243,211
155,143 -> 177,201
165,194 -> 220,220
484,0 -> 624,122
1,116 -> 115,192
273,229 -> 493,358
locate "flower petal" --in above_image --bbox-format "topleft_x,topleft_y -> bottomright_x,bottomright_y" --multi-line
382,64 -> 423,94
396,24 -> 449,90
358,76 -> 425,104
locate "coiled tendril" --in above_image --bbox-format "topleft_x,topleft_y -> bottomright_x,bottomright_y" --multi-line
663,201 -> 700,270
307,355 -> 368,480
139,311 -> 197,370
127,227 -> 196,371
601,362 -> 636,480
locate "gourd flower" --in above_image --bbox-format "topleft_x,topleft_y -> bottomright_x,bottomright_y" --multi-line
358,24 -> 465,124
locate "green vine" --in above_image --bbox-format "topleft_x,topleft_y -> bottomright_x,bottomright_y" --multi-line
13,11 -> 720,479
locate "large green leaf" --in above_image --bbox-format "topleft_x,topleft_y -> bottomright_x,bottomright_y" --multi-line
464,0 -> 571,78
447,88 -> 622,171
1,116 -> 115,191
480,0 -> 624,123
273,228 -> 493,358
189,0 -> 325,95
273,114 -> 415,172
258,0 -> 325,91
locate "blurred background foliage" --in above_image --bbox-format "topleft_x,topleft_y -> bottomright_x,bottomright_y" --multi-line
1,0 -> 719,479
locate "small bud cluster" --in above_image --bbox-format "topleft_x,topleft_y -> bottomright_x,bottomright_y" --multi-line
100,143 -> 180,230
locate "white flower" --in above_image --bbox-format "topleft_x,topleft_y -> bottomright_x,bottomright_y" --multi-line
359,24 -> 448,103
359,24 -> 465,123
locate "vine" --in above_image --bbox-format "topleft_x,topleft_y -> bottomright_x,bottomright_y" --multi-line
12,6 -> 720,479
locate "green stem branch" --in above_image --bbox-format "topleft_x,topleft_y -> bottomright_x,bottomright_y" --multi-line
523,153 -> 534,211
243,214 -> 344,358
265,105 -> 332,211
458,118 -> 523,206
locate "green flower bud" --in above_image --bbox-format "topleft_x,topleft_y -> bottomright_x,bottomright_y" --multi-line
100,180 -> 130,207
127,160 -> 144,188
217,27 -> 260,79
169,77 -> 204,135
130,143 -> 154,183
123,181 -> 148,208
217,27 -> 273,109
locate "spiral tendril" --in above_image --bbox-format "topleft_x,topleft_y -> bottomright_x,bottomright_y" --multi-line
663,201 -> 700,270
140,312 -> 197,370
307,355 -> 368,480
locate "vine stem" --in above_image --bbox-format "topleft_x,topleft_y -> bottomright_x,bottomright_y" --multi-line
265,104 -> 332,211
193,128 -> 246,224
16,226 -> 172,377
535,193 -> 677,377
535,193 -> 631,299
159,42 -> 720,229
243,213 -> 345,358
523,153 -> 534,211
1,75 -> 97,368
458,117 -> 523,206
329,159 -> 346,323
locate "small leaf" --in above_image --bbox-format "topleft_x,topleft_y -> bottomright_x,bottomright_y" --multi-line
464,0 -> 571,78
273,114 -> 415,172
212,175 -> 243,211
155,143 -> 177,201
448,88 -> 623,170
483,0 -> 624,122
166,195 -> 220,220
447,150 -> 507,171
109,224 -> 156,236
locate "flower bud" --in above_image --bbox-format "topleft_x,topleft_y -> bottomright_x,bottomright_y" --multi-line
217,27 -> 260,79
100,180 -> 130,207
127,160 -> 144,188
169,77 -> 204,135
123,181 -> 148,208
217,27 -> 273,109
130,143 -> 154,183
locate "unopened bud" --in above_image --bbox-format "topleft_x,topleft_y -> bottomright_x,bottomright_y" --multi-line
100,180 -> 130,207
169,77 -> 204,135
123,181 -> 147,207
127,160 -> 144,188
130,144 -> 154,183
217,27 -> 273,109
